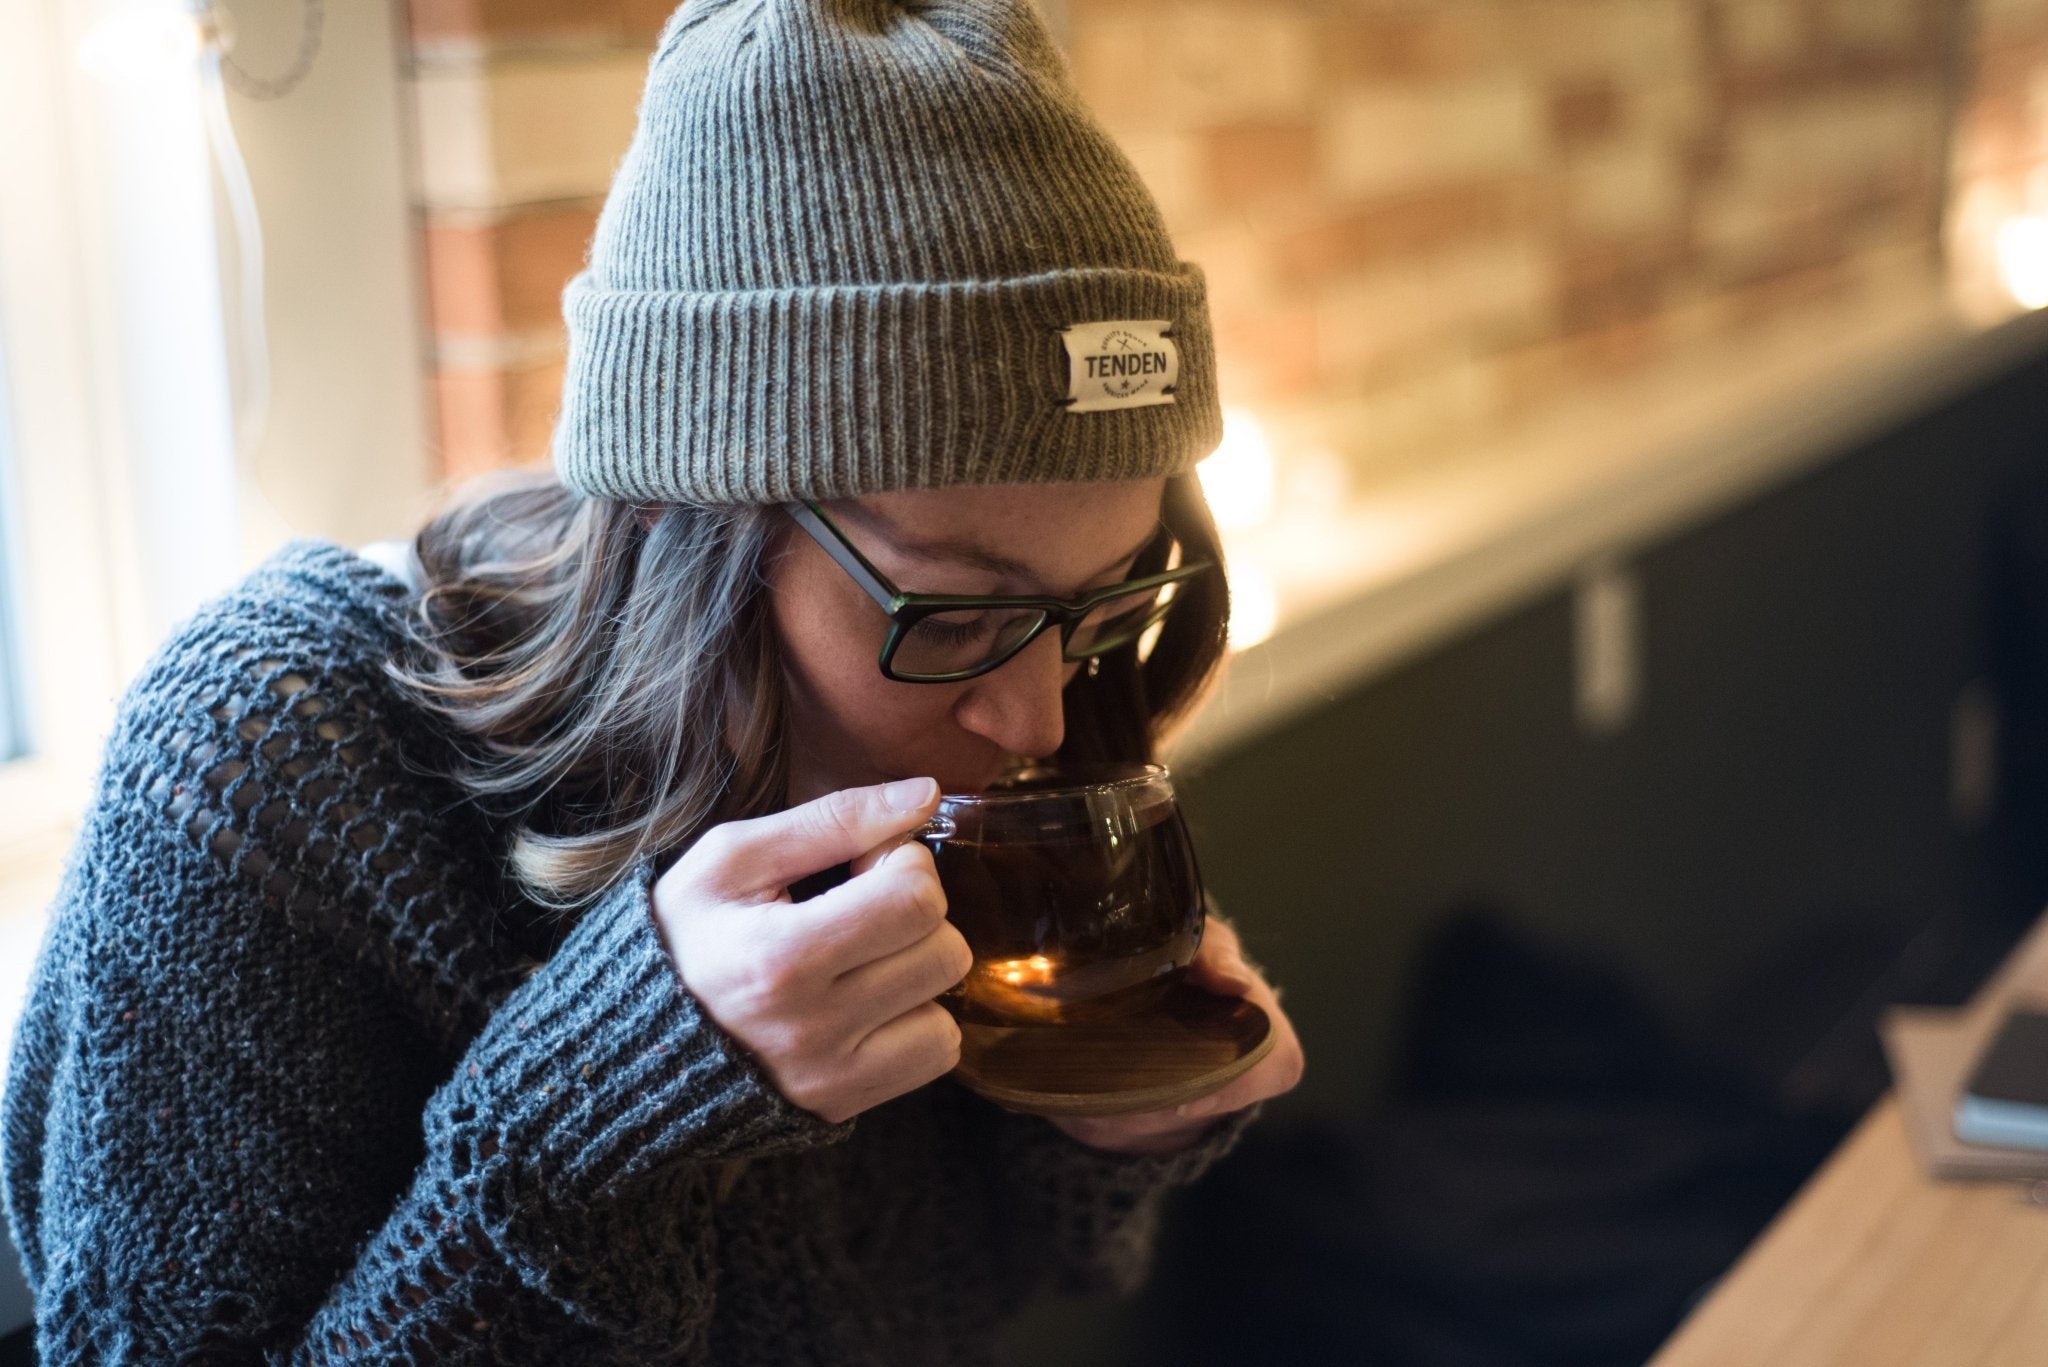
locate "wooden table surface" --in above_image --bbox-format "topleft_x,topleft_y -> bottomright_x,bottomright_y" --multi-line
1649,1096 -> 2048,1366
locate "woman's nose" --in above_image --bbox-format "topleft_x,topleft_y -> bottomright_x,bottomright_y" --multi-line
952,629 -> 1074,761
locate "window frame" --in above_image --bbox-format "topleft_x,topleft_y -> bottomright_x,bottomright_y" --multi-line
0,0 -> 156,870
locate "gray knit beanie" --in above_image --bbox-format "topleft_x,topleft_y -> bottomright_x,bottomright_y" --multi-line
551,0 -> 1222,504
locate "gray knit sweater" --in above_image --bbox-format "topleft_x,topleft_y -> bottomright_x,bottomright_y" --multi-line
0,537 -> 1252,1364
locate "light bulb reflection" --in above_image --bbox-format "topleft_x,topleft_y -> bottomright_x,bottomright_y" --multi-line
1997,216 -> 2048,311
995,954 -> 1057,987
1227,559 -> 1277,651
1199,408 -> 1275,532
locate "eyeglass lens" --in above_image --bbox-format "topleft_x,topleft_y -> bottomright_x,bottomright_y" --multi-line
892,606 -> 1051,679
887,582 -> 1181,680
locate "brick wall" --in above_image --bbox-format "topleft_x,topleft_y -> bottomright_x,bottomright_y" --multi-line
1082,0 -> 1956,471
403,0 -> 2043,486
406,1 -> 666,481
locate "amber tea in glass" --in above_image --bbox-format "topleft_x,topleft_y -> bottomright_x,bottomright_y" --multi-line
920,764 -> 1204,1028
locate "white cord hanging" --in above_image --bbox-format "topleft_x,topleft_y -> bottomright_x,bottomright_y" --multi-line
188,0 -> 322,519
197,42 -> 270,459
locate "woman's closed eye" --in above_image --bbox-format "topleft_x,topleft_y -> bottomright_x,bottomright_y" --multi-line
892,606 -> 1052,677
906,613 -> 998,648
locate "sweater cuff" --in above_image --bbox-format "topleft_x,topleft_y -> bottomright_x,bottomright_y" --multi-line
453,859 -> 852,1202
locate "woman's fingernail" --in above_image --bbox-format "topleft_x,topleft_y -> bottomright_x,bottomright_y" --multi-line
883,777 -> 938,812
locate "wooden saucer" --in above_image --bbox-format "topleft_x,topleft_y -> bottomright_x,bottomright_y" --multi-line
952,980 -> 1274,1117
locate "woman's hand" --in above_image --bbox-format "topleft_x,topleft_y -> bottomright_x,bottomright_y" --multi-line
650,777 -> 972,1125
1048,917 -> 1304,1155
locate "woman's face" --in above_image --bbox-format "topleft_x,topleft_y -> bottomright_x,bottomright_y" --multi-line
768,478 -> 1168,803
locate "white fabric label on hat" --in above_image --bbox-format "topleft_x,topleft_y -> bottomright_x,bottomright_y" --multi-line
1059,320 -> 1179,413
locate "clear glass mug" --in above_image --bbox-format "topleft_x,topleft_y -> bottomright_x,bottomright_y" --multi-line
918,763 -> 1206,1028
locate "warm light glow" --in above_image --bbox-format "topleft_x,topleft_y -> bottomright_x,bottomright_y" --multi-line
76,2 -> 207,83
1199,408 -> 1276,532
993,954 -> 1057,987
1227,559 -> 1278,651
1997,216 -> 2048,310
1137,617 -> 1166,662
1282,446 -> 1351,523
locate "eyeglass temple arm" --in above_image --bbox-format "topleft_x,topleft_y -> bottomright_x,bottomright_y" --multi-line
784,500 -> 906,614
790,500 -> 1212,613
1065,555 -> 1213,609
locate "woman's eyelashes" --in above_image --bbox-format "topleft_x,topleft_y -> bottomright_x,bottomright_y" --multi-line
908,614 -> 996,647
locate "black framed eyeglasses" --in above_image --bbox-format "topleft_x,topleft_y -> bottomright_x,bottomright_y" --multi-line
785,500 -> 1215,683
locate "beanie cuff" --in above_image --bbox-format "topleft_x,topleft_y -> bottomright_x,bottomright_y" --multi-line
550,265 -> 1222,504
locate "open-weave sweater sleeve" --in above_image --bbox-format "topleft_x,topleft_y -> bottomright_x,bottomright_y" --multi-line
300,863 -> 853,1359
0,544 -> 842,1363
0,538 -> 1259,1365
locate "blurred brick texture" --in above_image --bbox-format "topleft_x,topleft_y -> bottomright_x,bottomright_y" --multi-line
402,0 -> 2048,485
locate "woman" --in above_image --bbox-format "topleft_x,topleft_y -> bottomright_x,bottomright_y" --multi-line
1,0 -> 1302,1361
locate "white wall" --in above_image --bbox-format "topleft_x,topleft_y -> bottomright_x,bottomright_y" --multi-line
219,0 -> 436,561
